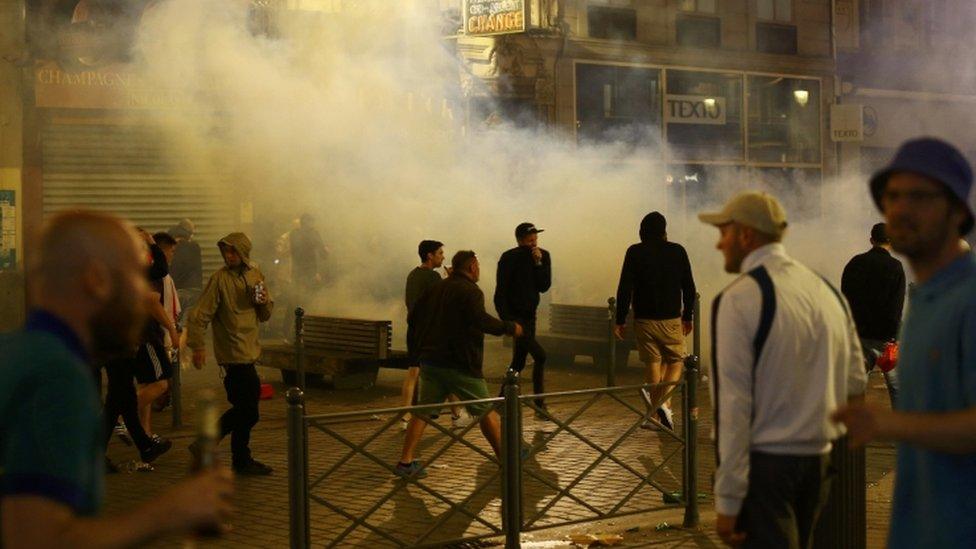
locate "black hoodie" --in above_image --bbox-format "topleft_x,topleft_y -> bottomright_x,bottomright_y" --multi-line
615,216 -> 696,324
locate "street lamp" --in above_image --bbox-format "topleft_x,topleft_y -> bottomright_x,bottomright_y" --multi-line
793,89 -> 810,107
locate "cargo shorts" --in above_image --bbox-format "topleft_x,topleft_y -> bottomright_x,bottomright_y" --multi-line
634,318 -> 686,364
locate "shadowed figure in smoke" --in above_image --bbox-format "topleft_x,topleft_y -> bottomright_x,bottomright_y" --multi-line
186,232 -> 275,476
396,251 -> 522,479
614,212 -> 696,432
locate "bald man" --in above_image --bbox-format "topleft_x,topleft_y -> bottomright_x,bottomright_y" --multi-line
0,210 -> 232,548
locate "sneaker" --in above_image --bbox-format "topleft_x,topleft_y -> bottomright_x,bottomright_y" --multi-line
234,459 -> 274,476
114,424 -> 132,446
139,437 -> 173,463
400,418 -> 409,432
640,387 -> 654,408
394,460 -> 427,479
657,407 -> 674,431
451,413 -> 475,429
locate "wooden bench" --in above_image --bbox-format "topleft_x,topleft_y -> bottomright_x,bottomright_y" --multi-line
509,303 -> 636,370
260,316 -> 409,390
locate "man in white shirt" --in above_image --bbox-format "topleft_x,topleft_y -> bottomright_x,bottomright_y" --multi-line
699,191 -> 867,548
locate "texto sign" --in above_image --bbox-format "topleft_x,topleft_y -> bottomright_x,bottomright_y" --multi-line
665,95 -> 727,125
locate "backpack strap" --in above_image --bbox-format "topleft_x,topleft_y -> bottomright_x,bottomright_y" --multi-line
746,266 -> 776,373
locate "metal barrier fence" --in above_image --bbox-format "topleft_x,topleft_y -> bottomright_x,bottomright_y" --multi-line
286,355 -> 700,548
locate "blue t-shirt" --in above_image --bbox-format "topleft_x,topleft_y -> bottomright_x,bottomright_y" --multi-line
0,310 -> 103,516
890,253 -> 976,548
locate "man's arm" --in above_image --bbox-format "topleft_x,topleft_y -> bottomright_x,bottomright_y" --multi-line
471,289 -> 515,337
841,296 -> 868,397
834,300 -> 976,452
494,254 -> 512,320
680,248 -> 696,323
146,290 -> 179,347
3,471 -> 231,549
615,248 -> 635,325
186,274 -> 220,351
712,286 -> 758,519
534,250 -> 552,293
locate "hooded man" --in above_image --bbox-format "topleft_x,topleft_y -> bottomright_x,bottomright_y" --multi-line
614,212 -> 696,430
187,233 -> 274,475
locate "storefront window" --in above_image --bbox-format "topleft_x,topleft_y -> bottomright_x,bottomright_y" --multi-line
747,76 -> 820,164
665,70 -> 744,161
576,63 -> 661,147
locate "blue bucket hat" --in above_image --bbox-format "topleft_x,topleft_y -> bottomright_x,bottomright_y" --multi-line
870,137 -> 975,235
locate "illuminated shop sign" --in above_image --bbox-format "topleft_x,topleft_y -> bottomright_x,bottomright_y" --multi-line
665,95 -> 727,125
464,0 -> 527,36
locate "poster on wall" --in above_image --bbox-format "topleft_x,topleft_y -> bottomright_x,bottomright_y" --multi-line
463,0 -> 527,36
0,190 -> 15,270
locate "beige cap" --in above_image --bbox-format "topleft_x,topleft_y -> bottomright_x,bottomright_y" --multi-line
698,191 -> 788,237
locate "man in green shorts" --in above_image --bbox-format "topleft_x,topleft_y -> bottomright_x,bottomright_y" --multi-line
396,250 -> 523,478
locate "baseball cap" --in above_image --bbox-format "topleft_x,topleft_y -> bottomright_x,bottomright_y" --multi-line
698,191 -> 788,238
515,222 -> 544,239
869,137 -> 975,235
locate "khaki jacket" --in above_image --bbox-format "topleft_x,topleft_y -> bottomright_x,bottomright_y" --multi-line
187,233 -> 273,364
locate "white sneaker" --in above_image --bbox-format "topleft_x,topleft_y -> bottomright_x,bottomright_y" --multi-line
400,418 -> 409,432
451,413 -> 475,429
657,406 -> 675,431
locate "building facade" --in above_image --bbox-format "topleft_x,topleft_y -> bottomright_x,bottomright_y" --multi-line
835,0 -> 976,179
452,0 -> 840,198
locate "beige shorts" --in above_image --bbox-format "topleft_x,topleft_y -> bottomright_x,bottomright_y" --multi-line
635,318 -> 686,364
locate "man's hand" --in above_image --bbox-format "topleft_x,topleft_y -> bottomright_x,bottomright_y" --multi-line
254,286 -> 269,305
512,323 -> 524,338
531,247 -> 543,265
161,468 -> 234,532
682,321 -> 693,336
716,513 -> 746,547
193,349 -> 207,370
831,402 -> 887,447
613,324 -> 626,341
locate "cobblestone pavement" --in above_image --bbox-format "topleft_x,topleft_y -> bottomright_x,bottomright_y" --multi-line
103,341 -> 896,548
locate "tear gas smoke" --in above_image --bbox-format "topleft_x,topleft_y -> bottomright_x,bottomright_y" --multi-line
132,0 -> 886,348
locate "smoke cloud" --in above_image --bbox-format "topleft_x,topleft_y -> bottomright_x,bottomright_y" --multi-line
130,0 -> 885,349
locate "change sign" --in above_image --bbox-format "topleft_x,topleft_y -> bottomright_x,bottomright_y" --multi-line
464,0 -> 527,36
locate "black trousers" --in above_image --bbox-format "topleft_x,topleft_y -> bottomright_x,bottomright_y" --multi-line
509,318 -> 547,406
737,452 -> 833,549
220,363 -> 261,466
102,359 -> 153,452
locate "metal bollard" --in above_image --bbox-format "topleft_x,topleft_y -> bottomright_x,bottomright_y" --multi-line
606,297 -> 617,387
682,354 -> 700,528
294,307 -> 306,391
171,349 -> 183,428
501,370 -> 523,549
812,434 -> 866,549
287,388 -> 309,549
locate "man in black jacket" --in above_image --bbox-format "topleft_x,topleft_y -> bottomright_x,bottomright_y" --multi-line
396,251 -> 523,479
494,222 -> 552,415
615,212 -> 696,430
841,222 -> 906,406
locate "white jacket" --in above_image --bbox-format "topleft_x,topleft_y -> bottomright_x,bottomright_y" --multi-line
710,243 -> 867,516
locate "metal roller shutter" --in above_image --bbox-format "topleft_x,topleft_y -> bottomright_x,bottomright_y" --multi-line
41,122 -> 238,276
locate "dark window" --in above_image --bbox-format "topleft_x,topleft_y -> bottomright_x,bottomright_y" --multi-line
576,63 -> 661,147
756,23 -> 797,54
588,7 -> 637,41
676,15 -> 720,48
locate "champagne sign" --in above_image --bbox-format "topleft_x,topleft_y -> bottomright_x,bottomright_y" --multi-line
464,0 -> 527,36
